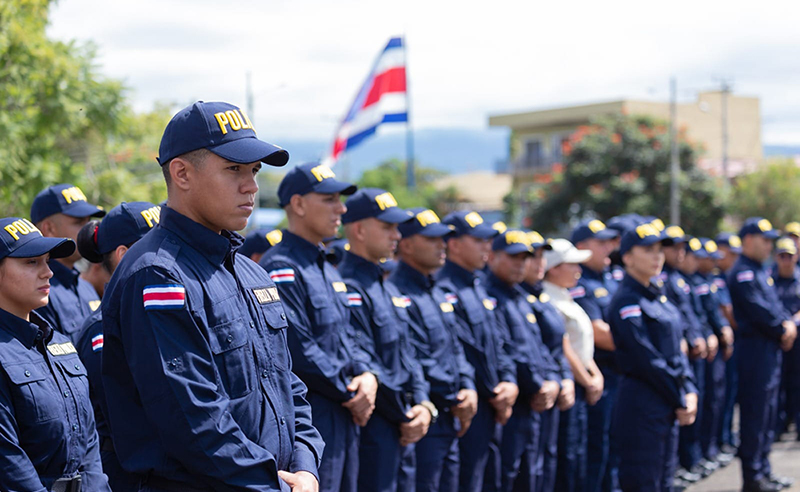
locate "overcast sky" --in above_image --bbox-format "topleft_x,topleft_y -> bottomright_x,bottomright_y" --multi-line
47,0 -> 800,146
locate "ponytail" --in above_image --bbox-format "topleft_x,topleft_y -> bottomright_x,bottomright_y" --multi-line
77,221 -> 103,263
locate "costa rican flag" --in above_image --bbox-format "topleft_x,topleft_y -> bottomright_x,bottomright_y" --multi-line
694,284 -> 710,296
268,268 -> 296,283
737,270 -> 754,283
620,305 -> 642,320
91,334 -> 104,352
347,293 -> 363,307
569,286 -> 586,299
329,37 -> 408,162
143,284 -> 186,310
445,293 -> 459,305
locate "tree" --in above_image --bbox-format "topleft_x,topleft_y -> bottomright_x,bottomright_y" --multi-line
0,0 -> 130,216
356,159 -> 458,216
524,114 -> 726,236
728,158 -> 800,228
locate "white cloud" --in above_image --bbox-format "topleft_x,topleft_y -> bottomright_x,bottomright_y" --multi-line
48,0 -> 800,144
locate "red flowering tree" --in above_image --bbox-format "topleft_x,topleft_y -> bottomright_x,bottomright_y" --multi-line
526,114 -> 725,235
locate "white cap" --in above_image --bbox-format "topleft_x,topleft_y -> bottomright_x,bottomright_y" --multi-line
543,238 -> 592,271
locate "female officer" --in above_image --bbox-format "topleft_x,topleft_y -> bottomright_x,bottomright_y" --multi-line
607,222 -> 698,492
0,217 -> 110,491
74,201 -> 160,492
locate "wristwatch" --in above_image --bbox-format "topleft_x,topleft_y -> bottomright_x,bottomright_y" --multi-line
419,400 -> 439,424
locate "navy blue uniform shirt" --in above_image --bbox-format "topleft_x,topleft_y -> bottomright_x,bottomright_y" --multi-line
661,264 -> 705,345
389,261 -> 475,410
691,272 -> 727,337
728,254 -> 791,341
521,282 -> 574,382
260,230 -> 372,401
608,275 -> 698,409
76,310 -> 108,441
773,268 -> 800,321
680,270 -> 712,338
35,261 -> 100,344
713,269 -> 732,307
573,265 -> 619,369
101,207 -> 323,490
436,260 -> 517,400
484,271 -> 556,398
0,308 -> 109,491
339,251 -> 430,423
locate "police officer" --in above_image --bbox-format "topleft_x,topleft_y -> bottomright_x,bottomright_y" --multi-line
101,101 -> 324,491
691,238 -> 735,469
339,188 -> 433,492
0,217 -> 110,491
485,230 -> 562,492
30,183 -> 106,342
715,231 -> 741,456
241,228 -> 283,263
73,202 -> 161,492
570,219 -> 621,492
520,231 -> 575,492
261,162 -> 378,492
437,211 -> 519,492
728,218 -> 796,491
772,237 -> 800,447
607,222 -> 698,492
391,208 -> 478,492
783,222 -> 800,265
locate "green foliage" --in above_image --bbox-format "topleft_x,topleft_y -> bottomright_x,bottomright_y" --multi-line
526,114 -> 726,236
729,158 -> 800,228
356,159 -> 456,216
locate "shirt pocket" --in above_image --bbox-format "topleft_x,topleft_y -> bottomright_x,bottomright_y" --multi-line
309,292 -> 341,344
260,302 -> 291,373
207,318 -> 255,399
59,355 -> 92,423
4,361 -> 60,423
373,310 -> 400,350
640,301 -> 676,356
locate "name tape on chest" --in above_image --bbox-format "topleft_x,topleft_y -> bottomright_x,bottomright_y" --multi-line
619,304 -> 642,320
253,287 -> 280,304
89,299 -> 101,312
91,334 -> 104,352
268,268 -> 295,283
484,298 -> 497,310
594,287 -> 609,298
47,342 -> 77,356
392,296 -> 411,308
332,281 -> 347,293
440,302 -> 454,313
143,284 -> 186,310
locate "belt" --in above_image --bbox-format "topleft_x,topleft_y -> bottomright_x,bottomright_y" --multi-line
52,475 -> 81,492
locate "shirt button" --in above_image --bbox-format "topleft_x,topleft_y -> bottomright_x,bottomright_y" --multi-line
74,364 -> 80,370
226,335 -> 234,343
280,417 -> 286,425
64,391 -> 70,398
72,424 -> 78,431
35,332 -> 42,341
249,321 -> 255,329
280,313 -> 286,320
261,370 -> 269,378
24,370 -> 30,377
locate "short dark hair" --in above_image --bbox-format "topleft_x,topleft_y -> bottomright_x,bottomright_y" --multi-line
161,149 -> 210,187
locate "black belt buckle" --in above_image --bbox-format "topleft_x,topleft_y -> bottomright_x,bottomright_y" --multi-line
52,475 -> 81,492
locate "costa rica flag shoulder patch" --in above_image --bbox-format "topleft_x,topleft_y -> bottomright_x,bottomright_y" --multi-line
346,293 -> 363,307
91,334 -> 104,352
268,268 -> 296,283
143,284 -> 186,310
737,270 -> 754,283
619,304 -> 642,320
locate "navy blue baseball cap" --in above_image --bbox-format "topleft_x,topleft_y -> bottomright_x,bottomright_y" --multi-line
96,202 -> 160,255
527,231 -> 552,250
492,229 -> 534,255
157,101 -> 289,167
398,208 -> 455,238
240,229 -> 282,258
663,225 -> 688,245
619,222 -> 666,256
775,237 -> 798,256
342,188 -> 414,224
606,214 -> 642,237
715,232 -> 742,254
571,219 -> 619,244
31,184 -> 106,224
442,211 -> 498,239
739,217 -> 780,239
693,237 -> 724,260
0,217 -> 75,261
277,163 -> 357,207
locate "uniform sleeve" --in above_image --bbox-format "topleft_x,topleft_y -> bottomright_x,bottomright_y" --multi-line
453,329 -> 476,392
288,371 -> 324,479
342,284 -> 383,382
493,304 -> 544,395
263,261 -> 355,402
730,273 -> 788,340
698,285 -> 726,336
609,302 -> 687,409
0,377 -> 48,492
668,281 -> 704,345
78,424 -> 111,490
109,267 -> 295,489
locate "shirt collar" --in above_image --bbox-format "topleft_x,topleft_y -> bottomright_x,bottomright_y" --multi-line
580,265 -> 604,281
0,308 -> 52,349
484,271 -> 518,298
393,261 -> 434,290
340,251 -> 383,284
621,273 -> 660,301
438,260 -> 479,287
520,281 -> 543,296
740,254 -> 764,268
159,207 -> 243,266
49,260 -> 79,288
280,230 -> 326,267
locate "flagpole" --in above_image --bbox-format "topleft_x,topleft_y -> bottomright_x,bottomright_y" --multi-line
403,35 -> 416,191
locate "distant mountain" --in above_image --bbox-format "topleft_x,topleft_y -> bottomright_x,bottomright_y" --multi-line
269,127 -> 510,180
764,145 -> 800,157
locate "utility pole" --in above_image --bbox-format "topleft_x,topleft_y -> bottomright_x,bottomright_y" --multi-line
720,79 -> 732,184
403,35 -> 416,190
669,77 -> 680,226
246,71 -> 254,124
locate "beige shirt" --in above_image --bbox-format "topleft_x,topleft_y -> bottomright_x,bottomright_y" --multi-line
543,281 -> 595,365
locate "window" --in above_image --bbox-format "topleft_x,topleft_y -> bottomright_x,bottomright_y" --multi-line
524,140 -> 543,169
